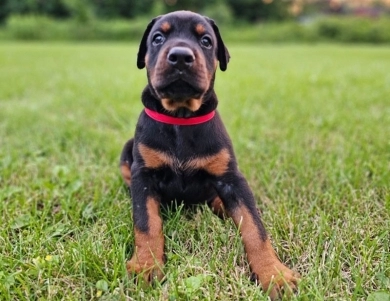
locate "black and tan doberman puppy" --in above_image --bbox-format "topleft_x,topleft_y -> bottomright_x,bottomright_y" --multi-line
120,10 -> 299,299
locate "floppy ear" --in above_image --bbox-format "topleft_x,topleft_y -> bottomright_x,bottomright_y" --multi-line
206,18 -> 230,71
137,17 -> 160,69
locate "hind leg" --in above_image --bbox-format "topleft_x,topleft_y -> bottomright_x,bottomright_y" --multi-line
120,138 -> 134,187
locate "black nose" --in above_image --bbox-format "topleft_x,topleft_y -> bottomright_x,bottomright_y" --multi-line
167,47 -> 195,70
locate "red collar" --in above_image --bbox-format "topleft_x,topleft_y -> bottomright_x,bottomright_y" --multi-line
144,108 -> 215,126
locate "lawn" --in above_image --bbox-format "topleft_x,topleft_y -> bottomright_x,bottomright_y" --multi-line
0,42 -> 389,300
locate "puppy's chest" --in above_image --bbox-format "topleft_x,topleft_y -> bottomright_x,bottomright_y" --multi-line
138,142 -> 230,176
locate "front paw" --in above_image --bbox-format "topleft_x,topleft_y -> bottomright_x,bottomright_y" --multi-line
126,254 -> 165,284
252,262 -> 300,300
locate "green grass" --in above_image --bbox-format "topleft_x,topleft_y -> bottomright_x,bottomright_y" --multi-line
0,42 -> 389,300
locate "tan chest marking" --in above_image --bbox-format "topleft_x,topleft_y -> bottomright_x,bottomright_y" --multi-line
138,143 -> 230,176
185,148 -> 230,176
138,143 -> 174,169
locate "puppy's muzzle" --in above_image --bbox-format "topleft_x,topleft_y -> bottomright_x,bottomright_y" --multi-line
167,47 -> 195,71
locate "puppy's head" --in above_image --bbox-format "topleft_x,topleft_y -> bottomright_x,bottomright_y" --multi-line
137,11 -> 230,113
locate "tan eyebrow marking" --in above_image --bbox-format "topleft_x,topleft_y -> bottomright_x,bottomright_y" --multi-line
161,22 -> 171,32
195,23 -> 206,35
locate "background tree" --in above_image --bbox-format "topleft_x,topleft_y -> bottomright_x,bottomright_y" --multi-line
227,0 -> 290,22
0,0 -> 293,23
90,0 -> 154,19
3,0 -> 70,19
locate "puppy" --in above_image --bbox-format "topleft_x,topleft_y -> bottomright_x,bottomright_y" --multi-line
120,11 -> 299,299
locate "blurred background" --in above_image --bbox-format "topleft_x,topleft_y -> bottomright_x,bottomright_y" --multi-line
0,0 -> 389,43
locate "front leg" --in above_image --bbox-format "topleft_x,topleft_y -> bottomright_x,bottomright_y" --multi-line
215,173 -> 299,300
127,170 -> 165,283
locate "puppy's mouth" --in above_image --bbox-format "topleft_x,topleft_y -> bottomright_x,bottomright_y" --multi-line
154,79 -> 204,100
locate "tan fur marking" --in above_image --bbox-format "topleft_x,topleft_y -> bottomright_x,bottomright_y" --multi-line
138,143 -> 173,168
127,197 -> 164,282
145,53 -> 149,67
120,162 -> 131,186
161,98 -> 202,112
186,98 -> 202,111
194,52 -> 211,89
139,144 -> 229,176
229,204 -> 299,299
161,98 -> 178,111
160,22 -> 171,33
195,24 -> 206,35
210,196 -> 226,218
187,148 -> 230,176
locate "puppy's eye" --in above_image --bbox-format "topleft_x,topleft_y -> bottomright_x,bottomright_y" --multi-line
200,36 -> 212,48
152,33 -> 165,46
